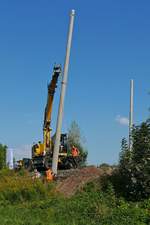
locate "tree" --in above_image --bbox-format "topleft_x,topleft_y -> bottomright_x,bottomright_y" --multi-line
67,121 -> 88,165
0,144 -> 7,169
119,137 -> 131,171
119,121 -> 150,200
118,138 -> 133,198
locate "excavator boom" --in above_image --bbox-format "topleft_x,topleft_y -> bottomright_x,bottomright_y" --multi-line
43,65 -> 61,150
44,65 -> 61,128
32,65 -> 61,168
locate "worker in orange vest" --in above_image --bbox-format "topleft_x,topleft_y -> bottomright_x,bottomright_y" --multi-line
45,168 -> 53,182
71,145 -> 79,157
32,169 -> 41,180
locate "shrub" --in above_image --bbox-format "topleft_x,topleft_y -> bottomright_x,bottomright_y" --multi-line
0,170 -> 55,203
0,144 -> 7,169
118,121 -> 150,200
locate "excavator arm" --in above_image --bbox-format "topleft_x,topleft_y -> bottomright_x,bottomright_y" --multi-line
32,65 -> 61,161
43,65 -> 61,150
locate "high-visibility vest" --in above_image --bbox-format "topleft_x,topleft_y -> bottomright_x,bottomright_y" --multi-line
71,147 -> 79,157
46,169 -> 53,181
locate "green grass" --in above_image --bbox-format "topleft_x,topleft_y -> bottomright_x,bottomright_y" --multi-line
0,169 -> 150,225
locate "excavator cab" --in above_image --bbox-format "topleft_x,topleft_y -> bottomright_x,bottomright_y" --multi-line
59,134 -> 68,153
32,142 -> 45,157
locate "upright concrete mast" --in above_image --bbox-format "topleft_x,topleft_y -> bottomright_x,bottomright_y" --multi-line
52,10 -> 75,174
129,79 -> 134,151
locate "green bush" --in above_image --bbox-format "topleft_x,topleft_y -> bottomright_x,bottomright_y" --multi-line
118,121 -> 150,200
0,144 -> 7,169
0,170 -> 55,203
52,181 -> 149,225
0,164 -> 150,224
0,176 -> 149,225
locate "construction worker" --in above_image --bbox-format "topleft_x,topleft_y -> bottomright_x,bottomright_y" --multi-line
71,145 -> 79,157
32,169 -> 41,180
45,168 -> 53,182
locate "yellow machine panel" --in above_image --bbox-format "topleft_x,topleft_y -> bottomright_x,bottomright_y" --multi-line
32,143 -> 45,157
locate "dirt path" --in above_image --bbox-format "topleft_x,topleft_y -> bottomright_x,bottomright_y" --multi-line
56,166 -> 107,197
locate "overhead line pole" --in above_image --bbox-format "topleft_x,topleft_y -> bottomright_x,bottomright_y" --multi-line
52,9 -> 75,175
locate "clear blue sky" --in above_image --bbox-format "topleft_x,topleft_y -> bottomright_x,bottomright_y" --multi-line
0,0 -> 150,165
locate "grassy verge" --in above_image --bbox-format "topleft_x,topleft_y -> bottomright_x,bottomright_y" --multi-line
0,169 -> 150,225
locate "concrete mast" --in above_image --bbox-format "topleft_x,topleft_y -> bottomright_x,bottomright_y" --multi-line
129,79 -> 134,151
52,10 -> 75,174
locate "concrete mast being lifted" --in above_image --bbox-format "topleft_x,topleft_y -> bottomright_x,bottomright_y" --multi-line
129,79 -> 134,151
52,10 -> 75,175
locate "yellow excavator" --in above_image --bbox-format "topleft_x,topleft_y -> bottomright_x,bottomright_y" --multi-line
32,65 -> 61,170
32,65 -> 82,171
